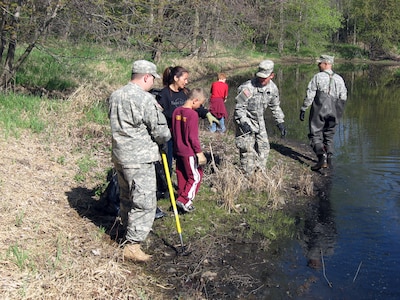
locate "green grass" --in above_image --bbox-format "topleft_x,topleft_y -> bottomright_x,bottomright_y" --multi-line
154,183 -> 298,247
74,155 -> 98,183
0,93 -> 47,137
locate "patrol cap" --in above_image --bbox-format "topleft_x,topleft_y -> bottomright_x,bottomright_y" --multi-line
256,60 -> 274,78
132,60 -> 161,78
316,55 -> 334,65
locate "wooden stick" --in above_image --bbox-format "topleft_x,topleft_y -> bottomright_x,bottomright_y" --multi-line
209,143 -> 219,172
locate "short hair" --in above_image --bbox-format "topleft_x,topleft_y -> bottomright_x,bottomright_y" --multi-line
187,87 -> 207,101
131,72 -> 145,80
217,73 -> 227,80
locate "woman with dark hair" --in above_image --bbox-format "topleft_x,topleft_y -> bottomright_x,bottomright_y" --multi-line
157,66 -> 219,172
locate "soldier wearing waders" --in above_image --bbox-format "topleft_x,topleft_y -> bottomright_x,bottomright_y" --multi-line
234,60 -> 286,176
300,55 -> 347,170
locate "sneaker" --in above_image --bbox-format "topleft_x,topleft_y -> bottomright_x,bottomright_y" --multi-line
176,200 -> 195,213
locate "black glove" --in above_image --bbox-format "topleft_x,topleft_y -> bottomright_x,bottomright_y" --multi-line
277,122 -> 287,138
160,143 -> 168,154
241,123 -> 252,134
299,110 -> 305,122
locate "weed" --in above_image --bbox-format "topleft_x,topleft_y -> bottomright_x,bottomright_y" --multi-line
57,156 -> 66,165
75,155 -> 97,182
55,236 -> 63,264
7,244 -> 34,271
15,210 -> 25,227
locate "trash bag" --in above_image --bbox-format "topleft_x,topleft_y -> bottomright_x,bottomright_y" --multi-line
99,169 -> 120,216
155,161 -> 169,199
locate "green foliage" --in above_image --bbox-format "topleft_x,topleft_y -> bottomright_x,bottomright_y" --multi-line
284,0 -> 343,52
327,43 -> 368,60
15,41 -> 134,91
16,47 -> 77,91
351,0 -> 400,58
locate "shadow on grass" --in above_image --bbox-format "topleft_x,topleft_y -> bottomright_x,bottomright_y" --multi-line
65,186 -> 123,241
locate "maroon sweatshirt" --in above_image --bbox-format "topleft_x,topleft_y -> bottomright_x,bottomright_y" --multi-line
172,106 -> 201,156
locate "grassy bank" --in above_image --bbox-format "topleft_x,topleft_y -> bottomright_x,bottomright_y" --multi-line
0,44 -> 322,299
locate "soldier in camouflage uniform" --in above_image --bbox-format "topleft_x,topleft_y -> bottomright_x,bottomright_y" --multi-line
300,55 -> 347,170
234,60 -> 286,176
109,60 -> 171,262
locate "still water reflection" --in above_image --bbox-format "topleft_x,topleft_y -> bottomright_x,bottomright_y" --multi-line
278,63 -> 400,299
194,62 -> 400,299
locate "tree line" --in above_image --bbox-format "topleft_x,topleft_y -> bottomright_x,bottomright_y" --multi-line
0,0 -> 399,90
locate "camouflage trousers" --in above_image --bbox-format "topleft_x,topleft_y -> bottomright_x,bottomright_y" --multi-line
235,130 -> 270,176
114,162 -> 157,243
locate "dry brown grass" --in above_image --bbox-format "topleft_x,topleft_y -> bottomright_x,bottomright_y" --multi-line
0,133 -> 155,299
297,170 -> 315,196
0,83 -> 159,299
201,131 -> 296,213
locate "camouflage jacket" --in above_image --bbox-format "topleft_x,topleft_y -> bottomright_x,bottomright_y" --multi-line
302,70 -> 347,111
109,82 -> 171,166
234,78 -> 285,133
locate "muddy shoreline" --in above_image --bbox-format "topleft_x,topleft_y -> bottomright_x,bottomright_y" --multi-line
141,135 -> 332,299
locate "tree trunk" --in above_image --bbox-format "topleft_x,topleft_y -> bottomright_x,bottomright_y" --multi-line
190,7 -> 200,56
278,0 -> 284,54
0,1 -> 62,90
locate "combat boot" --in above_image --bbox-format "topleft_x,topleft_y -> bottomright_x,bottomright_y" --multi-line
311,153 -> 328,171
327,154 -> 333,168
123,243 -> 152,262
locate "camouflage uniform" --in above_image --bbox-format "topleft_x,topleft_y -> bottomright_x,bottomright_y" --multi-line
234,77 -> 285,175
301,66 -> 347,156
109,80 -> 170,243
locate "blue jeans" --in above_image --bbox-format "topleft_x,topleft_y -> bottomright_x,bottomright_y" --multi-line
209,117 -> 226,133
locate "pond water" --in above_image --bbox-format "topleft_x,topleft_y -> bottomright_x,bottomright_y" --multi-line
194,62 -> 400,299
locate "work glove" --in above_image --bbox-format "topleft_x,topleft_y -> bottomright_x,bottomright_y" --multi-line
299,110 -> 305,122
196,152 -> 207,166
241,122 -> 252,134
277,122 -> 287,138
206,112 -> 220,126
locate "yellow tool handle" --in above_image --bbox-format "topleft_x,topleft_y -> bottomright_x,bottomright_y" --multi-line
161,152 -> 182,235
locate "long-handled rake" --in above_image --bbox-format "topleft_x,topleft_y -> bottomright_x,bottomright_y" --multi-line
161,152 -> 190,255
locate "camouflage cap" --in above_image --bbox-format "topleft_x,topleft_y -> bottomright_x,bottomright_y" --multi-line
316,55 -> 334,65
132,60 -> 161,78
256,60 -> 274,78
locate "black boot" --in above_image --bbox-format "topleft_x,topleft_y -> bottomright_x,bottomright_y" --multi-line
311,153 -> 328,171
327,154 -> 333,168
155,207 -> 166,219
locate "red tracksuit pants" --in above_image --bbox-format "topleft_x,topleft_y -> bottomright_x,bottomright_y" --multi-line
175,155 -> 203,205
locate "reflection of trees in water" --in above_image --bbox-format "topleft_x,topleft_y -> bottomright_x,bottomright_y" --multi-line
301,189 -> 337,270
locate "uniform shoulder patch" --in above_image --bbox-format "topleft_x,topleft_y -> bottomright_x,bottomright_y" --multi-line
242,88 -> 251,98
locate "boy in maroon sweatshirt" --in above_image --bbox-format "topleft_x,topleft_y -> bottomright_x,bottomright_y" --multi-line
172,88 -> 207,212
